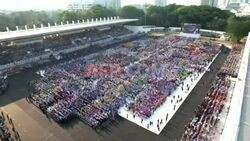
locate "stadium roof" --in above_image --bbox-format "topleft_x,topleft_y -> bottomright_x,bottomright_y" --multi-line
0,18 -> 138,42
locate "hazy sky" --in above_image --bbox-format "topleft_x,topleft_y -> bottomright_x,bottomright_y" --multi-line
0,0 -> 202,11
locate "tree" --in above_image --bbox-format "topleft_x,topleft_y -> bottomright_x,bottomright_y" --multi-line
58,11 -> 80,23
163,4 -> 183,27
170,5 -> 232,30
118,6 -> 145,25
227,16 -> 250,42
89,5 -> 116,18
57,6 -> 116,23
0,5 -> 242,34
147,6 -> 166,26
0,14 -> 14,31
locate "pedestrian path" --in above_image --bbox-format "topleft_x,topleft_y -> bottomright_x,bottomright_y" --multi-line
237,55 -> 250,141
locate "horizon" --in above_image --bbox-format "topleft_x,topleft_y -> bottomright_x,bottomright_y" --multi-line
0,0 -> 202,11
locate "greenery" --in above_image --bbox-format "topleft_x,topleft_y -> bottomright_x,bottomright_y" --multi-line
0,4 -> 250,42
58,5 -> 116,23
0,5 -> 116,31
118,6 -> 145,25
227,16 -> 250,42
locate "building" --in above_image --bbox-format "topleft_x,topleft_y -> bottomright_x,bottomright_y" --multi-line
230,0 -> 242,3
67,0 -> 94,11
217,0 -> 232,9
155,0 -> 167,7
200,0 -> 219,7
105,0 -> 121,10
236,4 -> 250,16
200,0 -> 210,5
67,0 -> 83,10
94,0 -> 106,6
67,0 -> 121,11
219,0 -> 250,15
209,0 -> 219,6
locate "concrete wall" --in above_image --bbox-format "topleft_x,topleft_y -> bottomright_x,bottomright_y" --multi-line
220,32 -> 250,141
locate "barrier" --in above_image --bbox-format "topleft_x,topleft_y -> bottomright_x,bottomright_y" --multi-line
220,33 -> 250,141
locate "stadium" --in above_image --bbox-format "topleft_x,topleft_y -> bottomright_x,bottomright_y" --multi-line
0,12 -> 249,141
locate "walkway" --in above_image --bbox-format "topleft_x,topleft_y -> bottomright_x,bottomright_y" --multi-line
238,54 -> 250,141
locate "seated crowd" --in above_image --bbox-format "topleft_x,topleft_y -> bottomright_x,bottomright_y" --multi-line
29,36 -> 220,128
181,44 -> 244,141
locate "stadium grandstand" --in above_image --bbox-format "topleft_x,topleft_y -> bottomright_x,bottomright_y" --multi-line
0,17 -> 139,75
0,16 -> 249,141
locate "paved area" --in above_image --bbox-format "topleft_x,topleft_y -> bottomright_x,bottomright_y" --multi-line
0,46 -> 229,141
118,52 -> 219,134
238,55 -> 250,141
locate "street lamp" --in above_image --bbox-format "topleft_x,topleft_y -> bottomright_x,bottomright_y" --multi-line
143,3 -> 150,25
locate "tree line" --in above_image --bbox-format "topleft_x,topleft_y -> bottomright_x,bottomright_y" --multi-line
0,4 -> 250,42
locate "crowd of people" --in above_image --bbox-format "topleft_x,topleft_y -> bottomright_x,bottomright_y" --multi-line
219,44 -> 243,77
29,36 -> 221,128
0,76 -> 8,95
181,44 -> 244,141
125,37 -> 219,118
0,111 -> 20,141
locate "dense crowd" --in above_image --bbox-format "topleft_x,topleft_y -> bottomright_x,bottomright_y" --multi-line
0,76 -> 8,94
29,36 -> 220,128
0,26 -> 132,65
181,44 -> 244,141
219,44 -> 243,77
0,111 -> 20,141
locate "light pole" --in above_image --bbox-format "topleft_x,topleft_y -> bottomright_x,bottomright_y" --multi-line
144,3 -> 149,26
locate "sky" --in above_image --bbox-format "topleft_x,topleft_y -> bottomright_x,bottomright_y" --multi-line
0,0 -> 202,11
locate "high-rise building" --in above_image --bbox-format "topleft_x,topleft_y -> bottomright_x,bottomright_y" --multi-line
155,0 -> 167,7
218,0 -> 250,10
94,0 -> 106,6
67,0 -> 95,11
230,0 -> 243,3
226,0 -> 250,3
210,0 -> 219,6
220,0 -> 230,8
67,0 -> 121,11
223,0 -> 230,5
105,0 -> 121,10
67,0 -> 86,10
200,0 -> 220,6
200,0 -> 210,5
